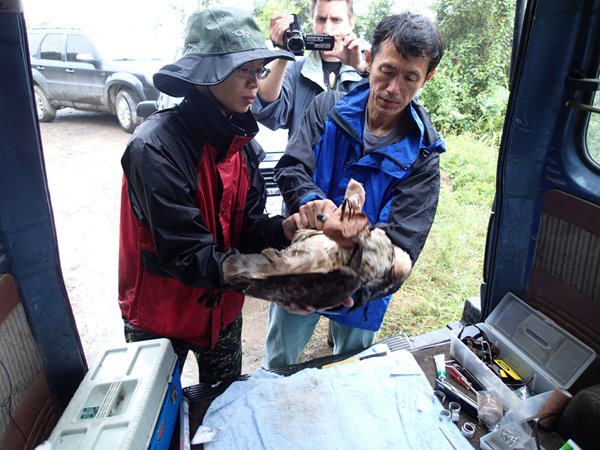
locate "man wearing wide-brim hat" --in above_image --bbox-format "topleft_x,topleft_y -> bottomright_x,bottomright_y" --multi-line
118,7 -> 307,384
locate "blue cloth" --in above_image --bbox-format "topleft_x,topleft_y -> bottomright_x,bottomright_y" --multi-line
202,347 -> 473,449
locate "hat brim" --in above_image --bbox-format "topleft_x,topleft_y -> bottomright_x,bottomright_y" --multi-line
154,49 -> 294,97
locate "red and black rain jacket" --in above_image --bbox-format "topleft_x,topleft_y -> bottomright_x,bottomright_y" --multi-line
119,89 -> 288,349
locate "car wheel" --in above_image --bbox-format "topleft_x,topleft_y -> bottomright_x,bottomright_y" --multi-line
115,89 -> 141,133
34,85 -> 56,122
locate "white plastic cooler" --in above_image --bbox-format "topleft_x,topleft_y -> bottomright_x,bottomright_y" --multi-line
47,338 -> 180,449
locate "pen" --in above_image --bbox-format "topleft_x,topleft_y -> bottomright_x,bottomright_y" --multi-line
322,351 -> 387,368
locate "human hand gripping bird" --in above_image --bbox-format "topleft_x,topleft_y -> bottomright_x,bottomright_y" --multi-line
223,179 -> 412,312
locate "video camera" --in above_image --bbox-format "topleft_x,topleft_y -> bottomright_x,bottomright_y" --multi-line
283,14 -> 335,56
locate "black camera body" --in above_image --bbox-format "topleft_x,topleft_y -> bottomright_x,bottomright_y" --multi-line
283,14 -> 335,56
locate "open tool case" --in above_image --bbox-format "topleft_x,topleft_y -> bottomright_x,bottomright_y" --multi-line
450,292 -> 596,419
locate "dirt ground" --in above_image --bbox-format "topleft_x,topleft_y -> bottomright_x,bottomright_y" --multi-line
39,109 -> 330,387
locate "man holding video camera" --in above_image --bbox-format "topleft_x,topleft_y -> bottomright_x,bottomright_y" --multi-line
252,0 -> 368,138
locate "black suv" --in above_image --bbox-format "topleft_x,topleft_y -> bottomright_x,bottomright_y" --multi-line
28,28 -> 161,133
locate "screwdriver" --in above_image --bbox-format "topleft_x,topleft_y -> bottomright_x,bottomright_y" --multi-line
446,364 -> 477,393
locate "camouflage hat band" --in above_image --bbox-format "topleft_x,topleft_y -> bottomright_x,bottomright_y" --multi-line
154,7 -> 293,96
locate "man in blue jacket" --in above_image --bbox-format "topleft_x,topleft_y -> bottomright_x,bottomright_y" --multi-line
263,11 -> 446,368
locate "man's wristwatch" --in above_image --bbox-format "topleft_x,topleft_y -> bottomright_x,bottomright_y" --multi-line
357,69 -> 370,78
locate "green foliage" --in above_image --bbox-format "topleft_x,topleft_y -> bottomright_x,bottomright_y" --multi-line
354,0 -> 394,41
419,0 -> 515,142
588,94 -> 600,164
441,133 -> 497,205
379,133 -> 497,338
169,0 -> 229,33
252,0 -> 391,45
253,0 -> 312,40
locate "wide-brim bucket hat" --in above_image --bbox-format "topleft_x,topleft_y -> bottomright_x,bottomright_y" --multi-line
154,7 -> 294,97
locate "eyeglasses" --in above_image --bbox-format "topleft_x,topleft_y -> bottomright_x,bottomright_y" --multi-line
237,66 -> 271,80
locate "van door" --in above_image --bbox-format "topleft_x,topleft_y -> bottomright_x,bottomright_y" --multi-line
481,0 -> 600,384
482,0 -> 600,313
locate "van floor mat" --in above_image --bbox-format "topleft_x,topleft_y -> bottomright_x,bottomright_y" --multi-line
183,374 -> 250,404
378,333 -> 413,352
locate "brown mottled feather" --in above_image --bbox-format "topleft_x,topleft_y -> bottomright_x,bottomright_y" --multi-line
223,179 -> 412,308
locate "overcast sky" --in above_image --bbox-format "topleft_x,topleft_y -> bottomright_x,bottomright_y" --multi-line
23,0 -> 250,31
21,0 -> 434,60
21,0 -> 433,30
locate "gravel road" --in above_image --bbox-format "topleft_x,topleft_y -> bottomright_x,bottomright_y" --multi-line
39,109 -> 329,387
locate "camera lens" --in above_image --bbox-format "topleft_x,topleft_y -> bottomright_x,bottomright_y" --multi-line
284,28 -> 305,54
286,35 -> 304,53
284,15 -> 305,55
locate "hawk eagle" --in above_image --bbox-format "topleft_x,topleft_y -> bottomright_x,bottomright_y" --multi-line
223,179 -> 411,309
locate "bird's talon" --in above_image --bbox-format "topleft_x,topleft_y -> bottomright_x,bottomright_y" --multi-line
340,199 -> 356,222
341,200 -> 353,222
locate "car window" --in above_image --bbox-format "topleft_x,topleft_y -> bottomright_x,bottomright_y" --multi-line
39,33 -> 63,61
66,34 -> 95,62
27,31 -> 42,56
587,76 -> 600,165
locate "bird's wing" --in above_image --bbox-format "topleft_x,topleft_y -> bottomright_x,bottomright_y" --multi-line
351,228 -> 408,305
223,229 -> 347,286
244,266 -> 362,309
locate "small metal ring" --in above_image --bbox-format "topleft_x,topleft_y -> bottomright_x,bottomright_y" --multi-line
461,421 -> 476,438
448,401 -> 461,412
433,390 -> 446,405
439,409 -> 451,421
448,401 -> 461,422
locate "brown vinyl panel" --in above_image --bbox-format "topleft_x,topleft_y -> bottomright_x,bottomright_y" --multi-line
0,275 -> 58,449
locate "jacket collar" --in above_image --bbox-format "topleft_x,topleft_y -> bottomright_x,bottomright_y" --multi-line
301,51 -> 363,90
179,88 -> 258,157
330,82 -> 445,154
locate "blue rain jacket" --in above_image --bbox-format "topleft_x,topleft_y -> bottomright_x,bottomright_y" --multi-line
274,82 -> 446,330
